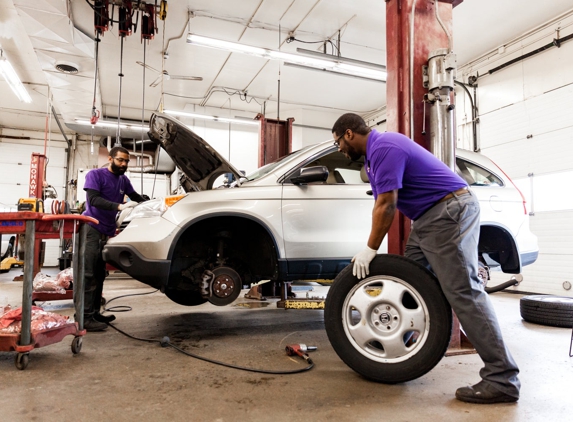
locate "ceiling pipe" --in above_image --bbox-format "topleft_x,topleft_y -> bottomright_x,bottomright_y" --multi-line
435,1 -> 453,53
454,80 -> 478,152
487,31 -> 573,76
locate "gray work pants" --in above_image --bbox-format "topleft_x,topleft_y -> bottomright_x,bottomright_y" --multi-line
405,190 -> 520,398
83,224 -> 108,319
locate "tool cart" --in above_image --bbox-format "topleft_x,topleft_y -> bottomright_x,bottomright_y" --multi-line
0,212 -> 97,369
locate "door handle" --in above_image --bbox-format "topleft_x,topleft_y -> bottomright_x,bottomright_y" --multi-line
366,190 -> 373,196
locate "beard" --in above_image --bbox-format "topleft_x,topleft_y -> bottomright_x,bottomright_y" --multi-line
110,161 -> 127,175
345,146 -> 362,161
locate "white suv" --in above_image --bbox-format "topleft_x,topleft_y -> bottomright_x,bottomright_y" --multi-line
103,113 -> 538,306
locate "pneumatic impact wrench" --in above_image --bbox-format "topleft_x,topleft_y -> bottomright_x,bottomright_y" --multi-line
285,344 -> 317,364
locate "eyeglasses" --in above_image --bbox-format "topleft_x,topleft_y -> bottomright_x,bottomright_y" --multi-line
334,133 -> 345,147
113,157 -> 130,164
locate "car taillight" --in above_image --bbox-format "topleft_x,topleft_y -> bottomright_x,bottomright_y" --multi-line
491,160 -> 527,215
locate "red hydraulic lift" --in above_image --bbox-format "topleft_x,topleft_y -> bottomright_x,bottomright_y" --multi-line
385,0 -> 461,254
385,0 -> 472,355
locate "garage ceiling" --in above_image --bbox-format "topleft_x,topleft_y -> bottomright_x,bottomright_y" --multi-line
1,0 -> 572,134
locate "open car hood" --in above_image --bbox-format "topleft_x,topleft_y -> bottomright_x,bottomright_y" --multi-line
148,113 -> 243,191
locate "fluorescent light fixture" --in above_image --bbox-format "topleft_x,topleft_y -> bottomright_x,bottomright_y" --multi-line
283,62 -> 384,83
74,119 -> 147,131
187,34 -> 267,57
0,51 -> 32,103
164,110 -> 260,126
295,48 -> 386,71
186,34 -> 387,82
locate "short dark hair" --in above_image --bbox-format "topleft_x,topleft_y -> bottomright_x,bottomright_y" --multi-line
109,146 -> 130,159
332,113 -> 371,136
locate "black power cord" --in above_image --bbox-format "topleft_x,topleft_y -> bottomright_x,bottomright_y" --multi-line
102,291 -> 315,374
103,288 -> 159,313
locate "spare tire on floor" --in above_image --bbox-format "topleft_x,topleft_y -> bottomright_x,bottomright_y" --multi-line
324,254 -> 452,384
520,295 -> 573,328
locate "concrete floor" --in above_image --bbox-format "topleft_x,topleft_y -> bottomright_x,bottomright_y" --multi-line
1,268 -> 572,422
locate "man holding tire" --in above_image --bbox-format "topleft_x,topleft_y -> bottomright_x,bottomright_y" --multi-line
331,113 -> 520,404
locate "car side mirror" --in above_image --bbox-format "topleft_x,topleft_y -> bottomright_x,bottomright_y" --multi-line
290,166 -> 329,185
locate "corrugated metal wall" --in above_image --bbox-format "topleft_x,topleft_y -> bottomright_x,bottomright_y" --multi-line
456,11 -> 573,296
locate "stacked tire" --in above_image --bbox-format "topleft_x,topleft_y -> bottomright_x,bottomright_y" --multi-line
520,295 -> 573,328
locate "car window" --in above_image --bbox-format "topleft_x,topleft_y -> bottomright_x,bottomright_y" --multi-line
301,150 -> 367,185
456,158 -> 503,187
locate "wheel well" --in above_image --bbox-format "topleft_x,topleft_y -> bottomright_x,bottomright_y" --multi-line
169,216 -> 279,289
478,225 -> 520,274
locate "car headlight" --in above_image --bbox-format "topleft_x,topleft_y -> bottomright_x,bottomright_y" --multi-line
124,194 -> 186,221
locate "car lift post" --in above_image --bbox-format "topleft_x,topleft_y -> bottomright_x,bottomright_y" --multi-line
385,0 -> 473,355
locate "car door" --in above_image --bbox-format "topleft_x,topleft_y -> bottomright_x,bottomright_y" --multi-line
281,147 -> 373,277
456,156 -> 523,230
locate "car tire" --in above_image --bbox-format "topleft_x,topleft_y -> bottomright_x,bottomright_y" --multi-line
324,254 -> 452,384
520,295 -> 573,328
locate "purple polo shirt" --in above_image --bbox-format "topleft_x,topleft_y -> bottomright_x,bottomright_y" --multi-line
365,130 -> 467,220
83,167 -> 135,236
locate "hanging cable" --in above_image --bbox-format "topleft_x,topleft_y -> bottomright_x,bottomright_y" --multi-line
90,35 -> 101,154
159,15 -> 166,113
90,123 -> 95,155
140,40 -> 147,193
116,35 -> 125,146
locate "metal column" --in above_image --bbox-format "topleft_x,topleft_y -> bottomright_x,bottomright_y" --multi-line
19,219 -> 36,348
385,0 -> 460,254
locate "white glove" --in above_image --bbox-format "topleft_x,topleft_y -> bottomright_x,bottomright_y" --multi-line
118,201 -> 138,211
351,246 -> 377,279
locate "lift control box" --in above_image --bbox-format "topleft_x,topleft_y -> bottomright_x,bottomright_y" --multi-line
17,198 -> 44,213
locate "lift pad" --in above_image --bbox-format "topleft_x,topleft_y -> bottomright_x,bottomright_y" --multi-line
277,299 -> 325,310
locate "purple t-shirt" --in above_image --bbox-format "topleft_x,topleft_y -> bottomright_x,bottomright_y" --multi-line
365,130 -> 467,220
83,167 -> 135,236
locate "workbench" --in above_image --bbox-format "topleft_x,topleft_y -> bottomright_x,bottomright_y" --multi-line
0,212 -> 97,369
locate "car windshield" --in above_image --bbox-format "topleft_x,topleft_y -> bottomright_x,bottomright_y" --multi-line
244,145 -> 315,182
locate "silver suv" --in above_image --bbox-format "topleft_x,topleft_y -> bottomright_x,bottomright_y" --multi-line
103,113 -> 538,306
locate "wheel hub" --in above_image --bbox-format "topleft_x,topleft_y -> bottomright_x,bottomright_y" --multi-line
213,274 -> 236,298
207,266 -> 242,306
371,305 -> 400,332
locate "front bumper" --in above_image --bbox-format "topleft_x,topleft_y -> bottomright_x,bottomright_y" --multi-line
103,244 -> 170,290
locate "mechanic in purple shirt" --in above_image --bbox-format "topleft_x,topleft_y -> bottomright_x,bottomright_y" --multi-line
82,146 -> 145,331
332,113 -> 520,405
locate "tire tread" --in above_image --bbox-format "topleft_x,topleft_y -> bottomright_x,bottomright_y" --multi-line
520,295 -> 573,328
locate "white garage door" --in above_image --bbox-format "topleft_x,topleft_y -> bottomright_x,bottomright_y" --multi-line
0,139 -> 68,267
456,23 -> 573,296
477,85 -> 573,295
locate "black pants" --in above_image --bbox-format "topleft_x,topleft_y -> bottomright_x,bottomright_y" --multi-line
83,224 -> 108,319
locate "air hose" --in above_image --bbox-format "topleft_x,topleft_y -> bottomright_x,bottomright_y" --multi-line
485,279 -> 520,294
102,290 -> 314,374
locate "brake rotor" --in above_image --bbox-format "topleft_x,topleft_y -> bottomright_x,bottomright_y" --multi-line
207,266 -> 242,306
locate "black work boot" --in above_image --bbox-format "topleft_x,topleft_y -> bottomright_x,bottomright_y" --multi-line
84,318 -> 108,332
455,381 -> 519,404
94,313 -> 116,323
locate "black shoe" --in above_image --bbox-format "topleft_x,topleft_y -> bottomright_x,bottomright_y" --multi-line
455,381 -> 519,404
84,318 -> 108,332
94,313 -> 116,323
